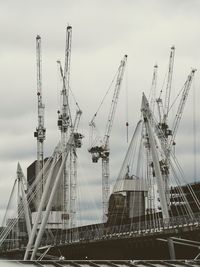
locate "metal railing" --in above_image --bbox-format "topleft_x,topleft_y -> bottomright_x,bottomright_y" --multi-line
1,212 -> 200,252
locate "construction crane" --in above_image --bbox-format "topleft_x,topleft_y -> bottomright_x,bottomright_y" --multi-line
153,68 -> 196,207
57,26 -> 72,137
88,55 -> 127,222
156,46 -> 175,137
57,25 -> 82,228
34,35 -> 46,207
168,68 -> 196,151
57,26 -> 72,228
154,47 -> 175,204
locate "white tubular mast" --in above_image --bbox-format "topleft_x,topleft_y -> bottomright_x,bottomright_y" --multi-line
141,94 -> 169,220
17,163 -> 32,239
30,135 -> 73,260
34,35 -> 46,196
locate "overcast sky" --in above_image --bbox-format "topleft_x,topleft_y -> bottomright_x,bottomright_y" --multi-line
0,0 -> 200,225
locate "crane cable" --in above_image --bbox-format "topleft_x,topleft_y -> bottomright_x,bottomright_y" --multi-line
192,76 -> 197,183
90,68 -> 119,124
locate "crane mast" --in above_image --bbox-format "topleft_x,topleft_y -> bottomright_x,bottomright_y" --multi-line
57,26 -> 81,228
34,35 -> 46,207
89,55 -> 127,222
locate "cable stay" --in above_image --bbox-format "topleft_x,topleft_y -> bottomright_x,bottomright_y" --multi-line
110,92 -> 200,236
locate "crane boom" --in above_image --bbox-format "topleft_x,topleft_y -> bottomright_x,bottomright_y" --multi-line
168,69 -> 196,150
103,55 -> 128,148
64,25 -> 72,93
149,64 -> 158,112
163,46 -> 175,123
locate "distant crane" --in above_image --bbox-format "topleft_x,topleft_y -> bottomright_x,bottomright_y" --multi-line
88,55 -> 127,222
34,35 -> 46,208
57,25 -> 72,228
57,26 -> 83,228
155,68 -> 196,206
156,46 -> 175,137
168,68 -> 196,152
155,46 -> 175,204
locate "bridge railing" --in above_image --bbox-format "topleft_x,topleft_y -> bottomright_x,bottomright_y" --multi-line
1,212 -> 200,252
67,212 -> 200,244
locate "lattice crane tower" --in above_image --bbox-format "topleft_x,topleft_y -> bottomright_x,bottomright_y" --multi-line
34,35 -> 46,207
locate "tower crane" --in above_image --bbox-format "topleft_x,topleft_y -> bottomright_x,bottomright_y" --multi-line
156,46 -> 175,137
154,46 -> 175,204
57,26 -> 72,138
152,68 -> 196,207
57,25 -> 82,228
88,55 -> 127,222
57,26 -> 72,228
168,69 -> 196,152
34,35 -> 46,207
